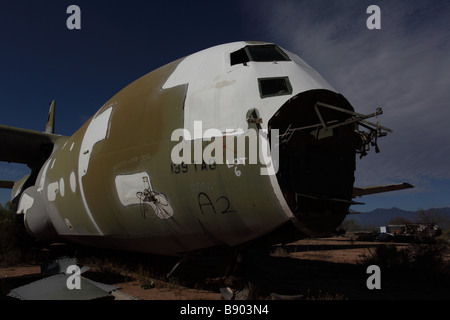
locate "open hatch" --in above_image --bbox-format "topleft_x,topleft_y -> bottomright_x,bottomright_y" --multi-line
269,89 -> 392,235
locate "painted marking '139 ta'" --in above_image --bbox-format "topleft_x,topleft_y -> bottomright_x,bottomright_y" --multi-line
171,161 -> 216,174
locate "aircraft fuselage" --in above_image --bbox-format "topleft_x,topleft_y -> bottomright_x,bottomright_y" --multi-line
12,42 -> 369,255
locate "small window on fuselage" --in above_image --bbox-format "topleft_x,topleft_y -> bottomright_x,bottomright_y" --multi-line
258,77 -> 292,98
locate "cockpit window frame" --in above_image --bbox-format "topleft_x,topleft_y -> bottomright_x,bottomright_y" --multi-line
247,45 -> 291,63
230,45 -> 291,66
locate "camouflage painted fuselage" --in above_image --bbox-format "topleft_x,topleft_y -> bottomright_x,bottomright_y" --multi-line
14,42 -> 359,256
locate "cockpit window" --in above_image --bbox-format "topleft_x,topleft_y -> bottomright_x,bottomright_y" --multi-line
230,45 -> 290,66
247,45 -> 290,62
230,48 -> 250,66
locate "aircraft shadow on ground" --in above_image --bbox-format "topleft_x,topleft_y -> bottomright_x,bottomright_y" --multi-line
2,240 -> 449,300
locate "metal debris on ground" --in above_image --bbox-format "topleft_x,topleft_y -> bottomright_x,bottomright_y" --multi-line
7,257 -> 136,300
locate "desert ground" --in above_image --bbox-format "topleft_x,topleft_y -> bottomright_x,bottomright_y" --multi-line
1,236 -> 449,300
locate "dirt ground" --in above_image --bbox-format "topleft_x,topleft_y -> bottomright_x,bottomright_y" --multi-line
1,236 -> 449,300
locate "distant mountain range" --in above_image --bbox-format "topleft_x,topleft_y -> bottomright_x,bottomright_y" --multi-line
344,207 -> 450,228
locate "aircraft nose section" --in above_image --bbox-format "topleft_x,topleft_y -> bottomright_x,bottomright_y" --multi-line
269,90 -> 360,236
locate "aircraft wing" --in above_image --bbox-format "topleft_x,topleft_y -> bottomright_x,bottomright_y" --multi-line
0,125 -> 63,166
352,183 -> 414,198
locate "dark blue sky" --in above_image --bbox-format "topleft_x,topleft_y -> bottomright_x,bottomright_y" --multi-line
1,1 -> 449,212
0,1 -> 250,134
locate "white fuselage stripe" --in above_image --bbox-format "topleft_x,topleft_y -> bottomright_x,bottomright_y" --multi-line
77,107 -> 113,235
